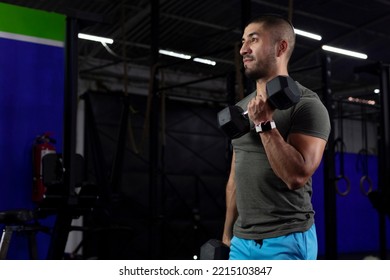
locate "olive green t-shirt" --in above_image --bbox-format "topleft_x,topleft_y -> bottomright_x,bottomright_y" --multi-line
231,82 -> 331,240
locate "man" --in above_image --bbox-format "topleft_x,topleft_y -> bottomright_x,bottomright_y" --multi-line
222,15 -> 331,260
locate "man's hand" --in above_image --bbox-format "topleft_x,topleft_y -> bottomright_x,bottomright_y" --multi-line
247,93 -> 274,125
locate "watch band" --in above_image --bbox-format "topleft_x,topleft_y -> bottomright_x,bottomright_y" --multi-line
255,120 -> 276,133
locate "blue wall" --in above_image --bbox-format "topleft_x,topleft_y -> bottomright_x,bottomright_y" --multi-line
0,37 -> 64,259
313,152 -> 389,257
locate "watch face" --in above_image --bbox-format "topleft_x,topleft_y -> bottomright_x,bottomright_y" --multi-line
255,121 -> 275,133
262,122 -> 272,131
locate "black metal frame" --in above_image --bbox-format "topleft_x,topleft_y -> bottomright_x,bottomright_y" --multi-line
377,63 -> 390,259
321,54 -> 338,259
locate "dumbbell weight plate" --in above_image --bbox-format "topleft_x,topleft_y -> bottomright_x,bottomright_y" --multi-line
217,105 -> 249,139
266,75 -> 300,110
200,239 -> 230,260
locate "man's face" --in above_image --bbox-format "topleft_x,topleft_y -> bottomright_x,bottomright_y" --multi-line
240,22 -> 277,80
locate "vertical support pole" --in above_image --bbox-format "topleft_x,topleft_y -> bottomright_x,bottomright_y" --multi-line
240,0 -> 254,97
47,17 -> 79,259
149,0 -> 161,259
378,63 -> 389,259
226,72 -> 236,105
241,0 -> 251,30
108,0 -> 130,195
322,54 -> 338,259
63,17 -> 79,200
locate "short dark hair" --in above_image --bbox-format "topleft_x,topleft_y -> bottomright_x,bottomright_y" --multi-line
246,14 -> 296,60
246,14 -> 294,30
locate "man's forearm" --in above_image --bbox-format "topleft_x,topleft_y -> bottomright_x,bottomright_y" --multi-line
223,187 -> 237,245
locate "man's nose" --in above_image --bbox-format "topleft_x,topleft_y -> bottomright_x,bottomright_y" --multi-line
240,42 -> 250,56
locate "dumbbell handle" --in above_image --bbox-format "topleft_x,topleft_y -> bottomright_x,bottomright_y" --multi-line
239,109 -> 250,121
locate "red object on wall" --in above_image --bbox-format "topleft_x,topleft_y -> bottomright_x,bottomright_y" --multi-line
32,133 -> 56,202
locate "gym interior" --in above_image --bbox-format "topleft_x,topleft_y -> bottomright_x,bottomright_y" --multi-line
1,0 -> 390,260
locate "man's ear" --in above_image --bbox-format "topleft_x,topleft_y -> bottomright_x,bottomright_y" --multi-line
276,40 -> 288,57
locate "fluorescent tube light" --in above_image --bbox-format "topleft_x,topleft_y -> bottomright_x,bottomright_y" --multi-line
159,49 -> 191,59
294,28 -> 322,41
78,33 -> 113,44
322,45 -> 368,59
193,57 -> 216,66
159,49 -> 216,66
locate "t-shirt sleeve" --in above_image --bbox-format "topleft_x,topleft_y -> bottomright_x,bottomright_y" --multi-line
290,96 -> 331,141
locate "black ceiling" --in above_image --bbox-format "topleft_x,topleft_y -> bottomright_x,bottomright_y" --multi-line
3,0 -> 390,106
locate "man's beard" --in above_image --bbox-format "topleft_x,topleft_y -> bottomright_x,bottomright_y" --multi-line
244,52 -> 276,80
244,65 -> 268,80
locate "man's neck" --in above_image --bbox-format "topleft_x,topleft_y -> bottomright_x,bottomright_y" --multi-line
256,70 -> 289,96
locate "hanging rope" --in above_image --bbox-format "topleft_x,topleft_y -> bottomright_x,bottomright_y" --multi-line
160,70 -> 166,149
288,0 -> 294,23
121,0 -> 128,97
117,0 -> 142,155
141,63 -> 159,152
334,100 -> 351,196
356,104 -> 373,196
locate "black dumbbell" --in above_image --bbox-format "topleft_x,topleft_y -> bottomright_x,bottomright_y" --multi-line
200,239 -> 230,260
217,75 -> 300,139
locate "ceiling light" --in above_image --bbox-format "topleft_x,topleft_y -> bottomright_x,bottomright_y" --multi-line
159,49 -> 216,66
78,33 -> 113,44
294,28 -> 322,41
374,89 -> 380,94
347,96 -> 376,105
159,49 -> 191,59
193,57 -> 216,66
322,45 -> 368,59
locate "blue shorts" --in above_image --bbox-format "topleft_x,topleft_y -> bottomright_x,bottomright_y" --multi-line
229,224 -> 318,260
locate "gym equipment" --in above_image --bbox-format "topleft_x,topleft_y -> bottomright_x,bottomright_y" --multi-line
357,105 -> 373,196
200,239 -> 230,260
217,75 -> 300,139
0,209 -> 49,259
334,101 -> 351,196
